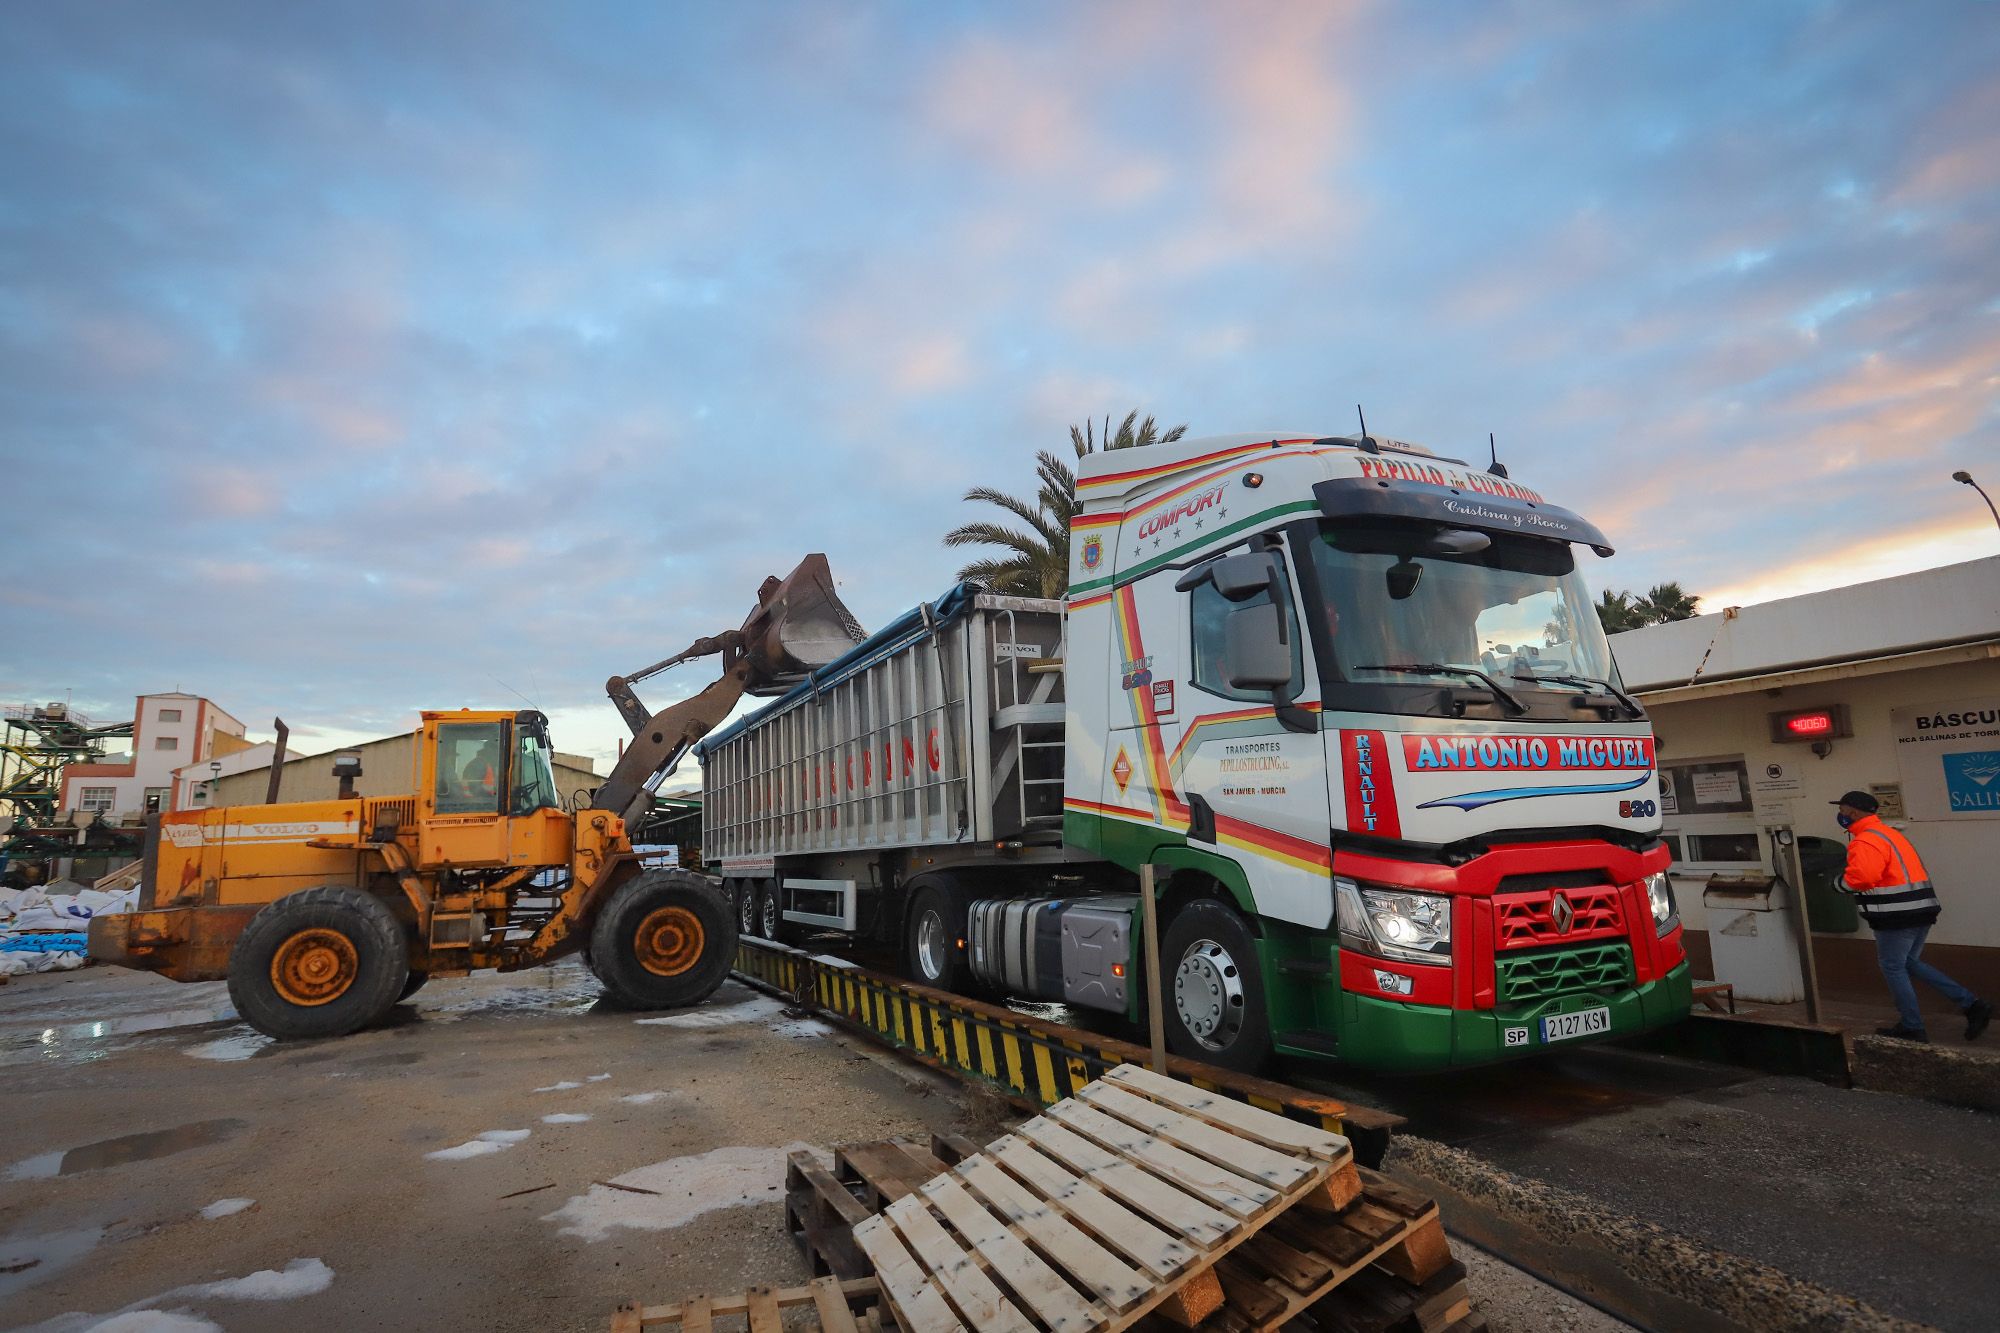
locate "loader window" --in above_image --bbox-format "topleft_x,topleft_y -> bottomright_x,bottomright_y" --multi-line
435,722 -> 505,815
511,727 -> 559,814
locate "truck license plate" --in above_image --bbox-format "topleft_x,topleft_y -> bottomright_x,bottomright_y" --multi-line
1540,1007 -> 1610,1043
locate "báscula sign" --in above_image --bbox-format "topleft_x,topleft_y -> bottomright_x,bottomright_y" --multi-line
1891,695 -> 2000,820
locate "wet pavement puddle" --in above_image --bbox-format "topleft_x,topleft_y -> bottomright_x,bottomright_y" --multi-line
8,1118 -> 248,1179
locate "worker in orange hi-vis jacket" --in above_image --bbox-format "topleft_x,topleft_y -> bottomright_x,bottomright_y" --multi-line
1833,789 -> 1991,1043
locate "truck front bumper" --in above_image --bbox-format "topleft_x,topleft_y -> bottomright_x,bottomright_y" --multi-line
1284,962 -> 1694,1072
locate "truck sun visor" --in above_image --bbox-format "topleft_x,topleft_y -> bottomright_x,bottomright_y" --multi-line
1312,476 -> 1615,556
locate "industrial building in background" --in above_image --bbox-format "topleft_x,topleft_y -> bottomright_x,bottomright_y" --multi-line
1611,553 -> 2000,1006
208,726 -> 604,809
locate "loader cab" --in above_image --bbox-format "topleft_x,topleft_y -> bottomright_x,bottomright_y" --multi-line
416,709 -> 569,869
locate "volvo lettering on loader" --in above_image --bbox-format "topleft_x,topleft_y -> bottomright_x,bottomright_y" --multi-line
700,435 -> 1690,1072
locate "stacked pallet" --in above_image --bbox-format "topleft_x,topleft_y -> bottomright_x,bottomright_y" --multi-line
619,1064 -> 1478,1333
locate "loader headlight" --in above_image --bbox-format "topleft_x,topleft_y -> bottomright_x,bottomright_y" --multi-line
1645,872 -> 1677,935
1335,877 -> 1452,966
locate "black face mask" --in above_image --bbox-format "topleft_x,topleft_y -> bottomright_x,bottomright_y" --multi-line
1837,812 -> 1858,830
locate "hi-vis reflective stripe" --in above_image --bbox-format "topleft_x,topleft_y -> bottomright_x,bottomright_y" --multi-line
1851,830 -> 1941,920
729,937 -> 1385,1160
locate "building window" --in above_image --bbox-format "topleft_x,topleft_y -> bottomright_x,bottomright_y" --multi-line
155,736 -> 179,751
80,786 -> 115,814
158,708 -> 182,722
1661,755 -> 1761,868
144,786 -> 170,813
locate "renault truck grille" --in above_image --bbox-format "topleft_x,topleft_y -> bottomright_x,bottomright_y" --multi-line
1493,883 -> 1624,949
1496,943 -> 1633,1003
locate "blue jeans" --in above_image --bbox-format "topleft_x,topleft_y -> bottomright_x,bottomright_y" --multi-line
1875,925 -> 1977,1032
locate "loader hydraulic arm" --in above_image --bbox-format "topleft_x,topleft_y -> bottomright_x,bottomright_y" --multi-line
589,554 -> 865,821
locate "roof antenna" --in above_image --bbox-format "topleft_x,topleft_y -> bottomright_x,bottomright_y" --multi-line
1355,404 -> 1379,453
1487,432 -> 1509,479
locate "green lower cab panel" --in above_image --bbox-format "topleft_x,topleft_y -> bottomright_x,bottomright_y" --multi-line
1279,963 -> 1693,1073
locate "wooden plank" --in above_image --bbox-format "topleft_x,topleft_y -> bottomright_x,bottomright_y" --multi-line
1018,1118 -> 1235,1246
842,1141 -> 946,1205
681,1296 -> 713,1333
1152,1266 -> 1225,1329
1104,1065 -> 1349,1160
610,1302 -> 641,1333
988,1137 -> 1197,1280
1047,1100 -> 1280,1219
1230,1228 -> 1335,1291
809,1277 -> 860,1333
883,1194 -> 1036,1333
1290,1158 -> 1364,1215
921,1174 -> 1104,1333
1355,1168 -> 1441,1221
1376,1215 -> 1452,1285
932,1131 -> 986,1164
793,1154 -> 876,1228
746,1287 -> 780,1333
1212,1257 -> 1289,1325
956,1155 -> 1151,1309
1078,1083 -> 1315,1189
854,1214 -> 966,1333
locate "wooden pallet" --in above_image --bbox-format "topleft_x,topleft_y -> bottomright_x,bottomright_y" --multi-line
853,1063 -> 1359,1333
1196,1171 -> 1454,1333
1312,1260 -> 1474,1333
789,1135 -> 982,1279
612,1275 -> 889,1332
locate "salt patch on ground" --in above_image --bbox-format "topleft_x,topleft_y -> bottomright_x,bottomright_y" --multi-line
533,1081 -> 581,1092
588,1072 -> 611,1080
633,997 -> 784,1029
175,1257 -> 333,1300
770,1017 -> 833,1039
541,1113 -> 591,1125
424,1129 -> 531,1161
80,1312 -> 222,1332
616,1091 -> 681,1106
1,1226 -> 103,1304
185,1028 -> 274,1062
7,1151 -> 64,1180
198,1199 -> 254,1220
542,1142 -> 824,1241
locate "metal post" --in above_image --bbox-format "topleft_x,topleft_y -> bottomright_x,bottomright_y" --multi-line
264,718 -> 289,805
1773,825 -> 1824,1024
1139,863 -> 1168,1073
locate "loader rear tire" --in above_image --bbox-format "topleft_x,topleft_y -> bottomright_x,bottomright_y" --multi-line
227,887 -> 410,1041
589,871 -> 737,1010
398,971 -> 430,1001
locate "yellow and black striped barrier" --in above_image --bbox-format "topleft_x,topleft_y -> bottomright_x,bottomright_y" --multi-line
731,937 -> 1400,1167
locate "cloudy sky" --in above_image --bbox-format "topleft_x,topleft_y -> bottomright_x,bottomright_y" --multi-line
3,1 -> 1996,772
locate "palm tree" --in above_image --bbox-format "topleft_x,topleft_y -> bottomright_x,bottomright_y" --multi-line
1593,589 -> 1645,635
1633,581 -> 1701,624
946,411 -> 1188,597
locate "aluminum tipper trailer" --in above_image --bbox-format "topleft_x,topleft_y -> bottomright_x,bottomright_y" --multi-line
698,432 -> 1694,1074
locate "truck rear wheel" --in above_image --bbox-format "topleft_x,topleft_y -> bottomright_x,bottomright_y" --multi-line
904,883 -> 968,992
757,881 -> 787,944
1160,899 -> 1271,1073
227,887 -> 410,1040
734,881 -> 760,938
590,871 -> 737,1009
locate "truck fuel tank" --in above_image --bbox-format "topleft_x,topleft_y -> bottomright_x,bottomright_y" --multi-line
966,894 -> 1138,1016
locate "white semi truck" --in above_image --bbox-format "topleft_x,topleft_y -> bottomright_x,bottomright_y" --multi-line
698,432 -> 1691,1072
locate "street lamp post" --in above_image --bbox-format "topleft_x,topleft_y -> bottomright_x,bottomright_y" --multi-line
1955,471 -> 2000,532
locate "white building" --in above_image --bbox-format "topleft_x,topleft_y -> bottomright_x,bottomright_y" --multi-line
60,693 -> 250,819
1611,555 -> 2000,1002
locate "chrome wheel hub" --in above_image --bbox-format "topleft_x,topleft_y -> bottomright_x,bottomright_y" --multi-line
1173,938 -> 1245,1051
759,889 -> 781,939
916,909 -> 948,981
738,887 -> 757,935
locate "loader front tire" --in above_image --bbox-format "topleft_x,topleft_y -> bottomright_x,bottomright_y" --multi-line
589,871 -> 737,1010
227,887 -> 410,1040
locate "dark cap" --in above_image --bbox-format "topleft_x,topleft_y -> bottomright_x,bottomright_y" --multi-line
1830,790 -> 1879,813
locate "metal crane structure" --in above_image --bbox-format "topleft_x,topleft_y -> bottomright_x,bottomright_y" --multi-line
0,701 -> 139,883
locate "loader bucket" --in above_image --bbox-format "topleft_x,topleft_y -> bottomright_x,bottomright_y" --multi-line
744,553 -> 868,693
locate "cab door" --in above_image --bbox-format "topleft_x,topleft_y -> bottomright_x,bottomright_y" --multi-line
418,719 -> 511,867
1172,545 -> 1335,930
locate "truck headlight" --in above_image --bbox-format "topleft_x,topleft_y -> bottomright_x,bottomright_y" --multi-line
1645,872 -> 1677,935
1335,877 -> 1452,966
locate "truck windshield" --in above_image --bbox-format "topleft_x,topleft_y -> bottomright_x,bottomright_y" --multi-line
1305,521 -> 1623,713
512,728 -> 560,814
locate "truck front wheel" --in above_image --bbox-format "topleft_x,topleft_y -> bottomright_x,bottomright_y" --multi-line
1160,899 -> 1272,1073
590,871 -> 737,1009
227,886 -> 410,1040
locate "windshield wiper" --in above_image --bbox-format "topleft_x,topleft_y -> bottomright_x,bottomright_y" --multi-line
1514,671 -> 1644,719
1353,663 -> 1529,715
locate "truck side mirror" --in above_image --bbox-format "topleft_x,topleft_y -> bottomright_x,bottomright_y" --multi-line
1176,552 -> 1279,601
1224,603 -> 1293,690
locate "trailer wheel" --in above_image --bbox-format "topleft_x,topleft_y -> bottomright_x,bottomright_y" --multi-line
904,884 -> 968,992
733,881 -> 760,938
590,871 -> 737,1009
1160,899 -> 1271,1073
757,881 -> 788,944
227,886 -> 410,1040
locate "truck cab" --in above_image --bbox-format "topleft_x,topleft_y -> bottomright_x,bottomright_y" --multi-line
1062,434 -> 1690,1070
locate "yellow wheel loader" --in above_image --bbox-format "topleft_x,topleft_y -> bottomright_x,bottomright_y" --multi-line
87,556 -> 866,1040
